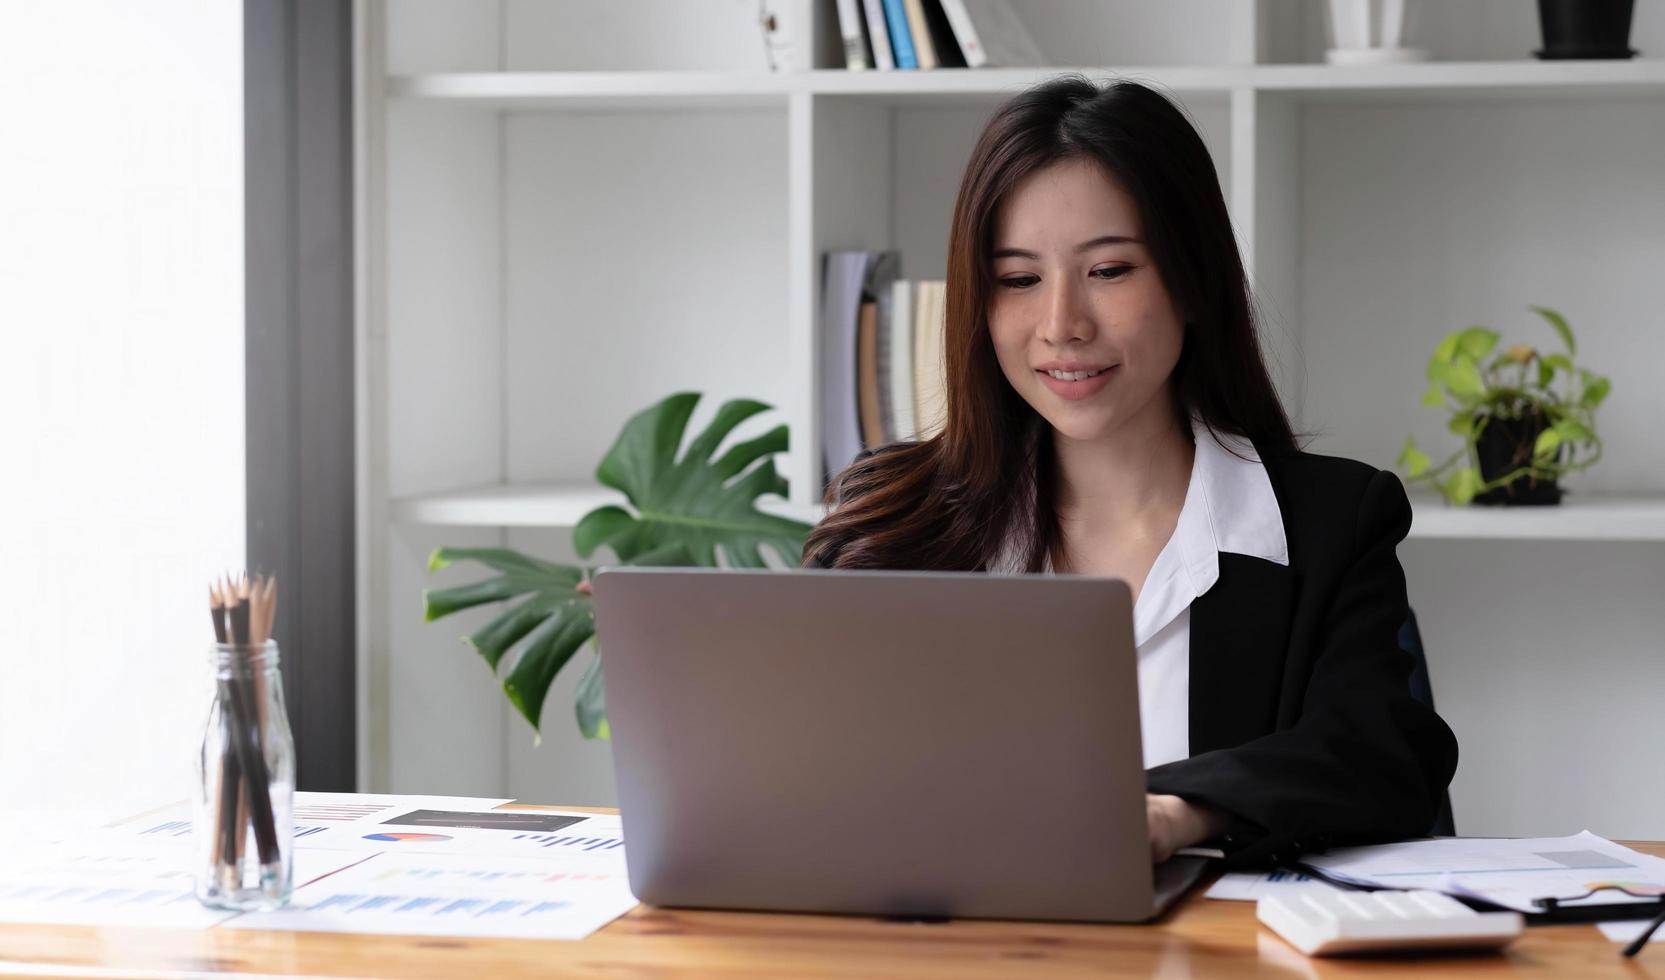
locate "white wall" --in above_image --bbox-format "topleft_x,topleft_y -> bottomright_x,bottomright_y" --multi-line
0,2 -> 244,818
1294,97 -> 1665,838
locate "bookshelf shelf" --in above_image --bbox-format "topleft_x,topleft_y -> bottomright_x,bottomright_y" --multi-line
1405,494 -> 1665,542
386,71 -> 793,110
388,60 -> 1665,111
394,484 -> 1665,543
391,482 -> 822,529
802,65 -> 1242,102
1250,58 -> 1665,101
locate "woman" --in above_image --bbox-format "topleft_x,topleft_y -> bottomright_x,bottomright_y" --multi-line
803,76 -> 1458,867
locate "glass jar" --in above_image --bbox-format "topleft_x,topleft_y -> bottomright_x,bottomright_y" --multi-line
192,640 -> 295,910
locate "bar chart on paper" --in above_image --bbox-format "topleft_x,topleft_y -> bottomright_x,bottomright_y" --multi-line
0,839 -> 366,929
0,842 -> 228,929
224,850 -> 639,940
510,832 -> 624,853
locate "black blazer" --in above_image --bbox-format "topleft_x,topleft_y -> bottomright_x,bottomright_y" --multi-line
810,446 -> 1459,869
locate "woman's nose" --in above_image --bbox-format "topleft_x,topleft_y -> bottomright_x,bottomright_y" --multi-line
1037,276 -> 1095,346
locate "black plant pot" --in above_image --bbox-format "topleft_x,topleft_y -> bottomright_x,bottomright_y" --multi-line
1471,410 -> 1564,506
1535,0 -> 1638,59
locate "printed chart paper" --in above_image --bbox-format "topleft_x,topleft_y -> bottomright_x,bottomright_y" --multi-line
291,792 -> 515,825
295,813 -> 625,859
107,793 -> 517,837
0,836 -> 369,930
1205,868 -> 1341,901
103,794 -> 532,854
0,796 -> 636,940
224,848 -> 638,940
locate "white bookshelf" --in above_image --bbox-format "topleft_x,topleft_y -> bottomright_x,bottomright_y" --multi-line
357,0 -> 1665,839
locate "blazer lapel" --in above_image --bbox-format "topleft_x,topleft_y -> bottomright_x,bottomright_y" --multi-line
1188,553 -> 1300,756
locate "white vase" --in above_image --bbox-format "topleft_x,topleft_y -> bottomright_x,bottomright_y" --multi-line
759,0 -> 812,72
1325,0 -> 1429,64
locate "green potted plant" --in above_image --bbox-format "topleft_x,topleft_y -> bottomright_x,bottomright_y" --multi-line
422,392 -> 815,740
1397,306 -> 1611,506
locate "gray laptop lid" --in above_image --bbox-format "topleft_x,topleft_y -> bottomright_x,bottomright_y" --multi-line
591,566 -> 1183,923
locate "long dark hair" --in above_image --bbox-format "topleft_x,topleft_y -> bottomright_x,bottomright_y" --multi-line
803,75 -> 1297,572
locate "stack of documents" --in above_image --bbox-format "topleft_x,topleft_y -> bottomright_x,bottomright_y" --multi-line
1211,829 -> 1665,947
1297,831 -> 1665,915
0,793 -> 640,941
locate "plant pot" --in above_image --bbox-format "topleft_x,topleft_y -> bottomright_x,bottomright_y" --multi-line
1471,410 -> 1564,506
1535,0 -> 1638,59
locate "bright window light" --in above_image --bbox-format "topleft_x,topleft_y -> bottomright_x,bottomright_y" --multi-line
0,1 -> 245,817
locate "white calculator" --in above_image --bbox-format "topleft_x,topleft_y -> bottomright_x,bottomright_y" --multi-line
1258,888 -> 1524,957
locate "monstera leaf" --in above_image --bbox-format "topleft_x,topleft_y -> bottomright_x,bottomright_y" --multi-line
422,547 -> 598,738
573,393 -> 812,567
422,392 -> 812,740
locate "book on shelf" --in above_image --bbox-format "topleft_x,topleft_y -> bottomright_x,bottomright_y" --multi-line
939,0 -> 1044,68
903,0 -> 939,69
834,0 -> 872,71
857,299 -> 885,448
880,0 -> 919,69
912,280 -> 948,439
865,251 -> 902,442
935,0 -> 988,68
862,0 -> 897,70
917,0 -> 970,68
820,250 -> 945,486
821,251 -> 874,485
880,275 -> 944,444
888,280 -> 918,440
842,0 -> 1040,71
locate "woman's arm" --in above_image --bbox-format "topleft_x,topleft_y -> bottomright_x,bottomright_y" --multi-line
1145,469 -> 1459,868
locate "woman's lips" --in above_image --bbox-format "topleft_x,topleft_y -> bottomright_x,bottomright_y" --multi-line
1037,365 -> 1116,400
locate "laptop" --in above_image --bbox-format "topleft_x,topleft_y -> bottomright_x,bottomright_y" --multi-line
589,566 -> 1208,923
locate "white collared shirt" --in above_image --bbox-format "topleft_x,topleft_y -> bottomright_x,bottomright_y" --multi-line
993,414 -> 1290,768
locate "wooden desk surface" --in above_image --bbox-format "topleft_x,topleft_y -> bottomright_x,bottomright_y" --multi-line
1,805 -> 1660,979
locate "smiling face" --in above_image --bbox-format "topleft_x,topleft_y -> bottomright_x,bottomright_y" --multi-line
987,156 -> 1187,445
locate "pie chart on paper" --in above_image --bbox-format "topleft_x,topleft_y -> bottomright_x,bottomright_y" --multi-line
363,832 -> 453,843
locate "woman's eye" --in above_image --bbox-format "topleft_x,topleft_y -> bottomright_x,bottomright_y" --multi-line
998,268 -> 1129,289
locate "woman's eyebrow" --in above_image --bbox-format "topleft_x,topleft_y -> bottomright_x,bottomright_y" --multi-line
992,234 -> 1143,260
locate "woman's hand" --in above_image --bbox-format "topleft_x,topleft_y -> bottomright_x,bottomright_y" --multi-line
1146,793 -> 1229,863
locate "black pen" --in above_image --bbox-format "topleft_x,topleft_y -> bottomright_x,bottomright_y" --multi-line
1623,906 -> 1665,958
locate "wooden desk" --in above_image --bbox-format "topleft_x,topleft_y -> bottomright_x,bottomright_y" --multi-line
1,806 -> 1659,979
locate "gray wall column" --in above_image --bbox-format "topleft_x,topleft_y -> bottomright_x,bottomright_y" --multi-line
245,0 -> 356,792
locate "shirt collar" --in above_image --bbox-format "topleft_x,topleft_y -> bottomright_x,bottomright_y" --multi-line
1130,415 -> 1287,646
1172,412 -> 1290,590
